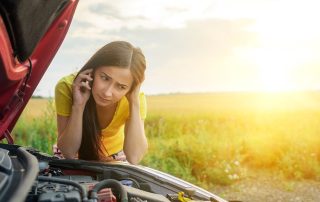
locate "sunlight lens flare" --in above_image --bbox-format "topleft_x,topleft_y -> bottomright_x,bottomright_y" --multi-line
251,48 -> 295,92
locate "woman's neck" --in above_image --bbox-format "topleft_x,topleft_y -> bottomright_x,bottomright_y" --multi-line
96,102 -> 118,129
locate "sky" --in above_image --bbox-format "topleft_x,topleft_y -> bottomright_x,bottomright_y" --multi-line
35,0 -> 320,97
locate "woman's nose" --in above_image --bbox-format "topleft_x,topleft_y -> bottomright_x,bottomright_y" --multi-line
103,85 -> 113,97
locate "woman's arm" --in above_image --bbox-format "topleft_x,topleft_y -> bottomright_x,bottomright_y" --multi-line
56,69 -> 93,158
56,105 -> 85,158
124,86 -> 148,165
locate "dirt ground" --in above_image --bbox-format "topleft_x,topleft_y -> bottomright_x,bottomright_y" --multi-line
210,172 -> 320,202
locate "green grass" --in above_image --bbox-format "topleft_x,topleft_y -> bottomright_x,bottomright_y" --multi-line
12,99 -> 57,154
10,92 -> 320,187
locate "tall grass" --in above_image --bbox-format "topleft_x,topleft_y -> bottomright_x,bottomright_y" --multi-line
141,92 -> 320,186
12,99 -> 57,154
10,92 -> 320,187
141,110 -> 320,186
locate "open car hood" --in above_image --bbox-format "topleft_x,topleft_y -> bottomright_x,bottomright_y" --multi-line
0,143 -> 228,202
0,0 -> 78,142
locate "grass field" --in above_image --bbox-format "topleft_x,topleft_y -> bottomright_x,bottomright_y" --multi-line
11,92 -> 320,187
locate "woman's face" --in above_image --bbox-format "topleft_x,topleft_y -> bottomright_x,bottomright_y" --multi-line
92,66 -> 133,107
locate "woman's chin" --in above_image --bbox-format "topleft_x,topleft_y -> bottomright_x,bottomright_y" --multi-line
96,101 -> 112,108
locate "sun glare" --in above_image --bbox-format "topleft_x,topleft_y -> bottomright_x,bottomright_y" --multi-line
243,1 -> 319,92
249,48 -> 297,92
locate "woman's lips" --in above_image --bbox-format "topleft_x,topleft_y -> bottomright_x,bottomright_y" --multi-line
99,95 -> 112,102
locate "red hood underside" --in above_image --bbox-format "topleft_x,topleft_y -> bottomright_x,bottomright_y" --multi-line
0,0 -> 78,143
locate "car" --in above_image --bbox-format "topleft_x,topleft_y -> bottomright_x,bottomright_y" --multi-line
0,1 -> 228,201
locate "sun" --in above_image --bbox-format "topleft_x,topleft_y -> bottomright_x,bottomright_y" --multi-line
251,48 -> 295,92
243,2 -> 319,92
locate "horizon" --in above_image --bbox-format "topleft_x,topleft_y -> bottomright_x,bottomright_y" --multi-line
32,89 -> 320,99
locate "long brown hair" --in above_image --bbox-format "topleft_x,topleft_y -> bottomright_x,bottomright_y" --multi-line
76,41 -> 146,160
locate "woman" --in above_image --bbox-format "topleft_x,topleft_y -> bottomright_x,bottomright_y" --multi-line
54,41 -> 147,165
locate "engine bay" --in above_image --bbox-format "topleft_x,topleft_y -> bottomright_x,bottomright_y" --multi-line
0,144 -> 225,202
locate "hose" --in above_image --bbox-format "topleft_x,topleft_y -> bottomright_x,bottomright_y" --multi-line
90,179 -> 128,202
37,176 -> 88,201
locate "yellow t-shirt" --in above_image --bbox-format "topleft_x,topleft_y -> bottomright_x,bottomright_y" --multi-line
54,73 -> 147,156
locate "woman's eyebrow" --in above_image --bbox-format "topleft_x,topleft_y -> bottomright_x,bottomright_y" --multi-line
100,72 -> 129,87
118,83 -> 129,88
100,72 -> 112,79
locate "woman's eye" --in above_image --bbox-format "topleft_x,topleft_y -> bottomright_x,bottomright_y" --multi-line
118,85 -> 127,90
101,75 -> 109,80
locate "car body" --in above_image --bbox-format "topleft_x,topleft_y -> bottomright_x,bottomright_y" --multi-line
0,1 -> 227,201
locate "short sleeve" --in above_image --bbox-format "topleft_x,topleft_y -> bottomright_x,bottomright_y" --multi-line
139,92 -> 147,120
54,76 -> 74,116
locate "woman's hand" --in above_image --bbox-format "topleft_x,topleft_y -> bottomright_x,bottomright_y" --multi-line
124,82 -> 148,164
126,83 -> 142,106
72,69 -> 93,106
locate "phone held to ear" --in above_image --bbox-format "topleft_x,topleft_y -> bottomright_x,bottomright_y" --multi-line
80,79 -> 92,93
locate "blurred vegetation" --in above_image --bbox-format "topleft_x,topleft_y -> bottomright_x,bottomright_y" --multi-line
11,92 -> 320,187
12,99 -> 57,154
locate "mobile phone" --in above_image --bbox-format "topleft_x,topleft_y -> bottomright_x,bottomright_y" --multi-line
80,79 -> 92,93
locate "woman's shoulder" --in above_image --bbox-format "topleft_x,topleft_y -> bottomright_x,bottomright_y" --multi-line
57,72 -> 77,86
116,92 -> 146,112
139,92 -> 145,98
55,72 -> 78,96
120,92 -> 146,105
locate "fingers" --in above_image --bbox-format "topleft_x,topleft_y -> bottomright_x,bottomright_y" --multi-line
74,69 -> 93,84
82,69 -> 93,74
73,69 -> 93,93
126,83 -> 141,102
131,83 -> 141,94
80,80 -> 91,91
77,69 -> 93,82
